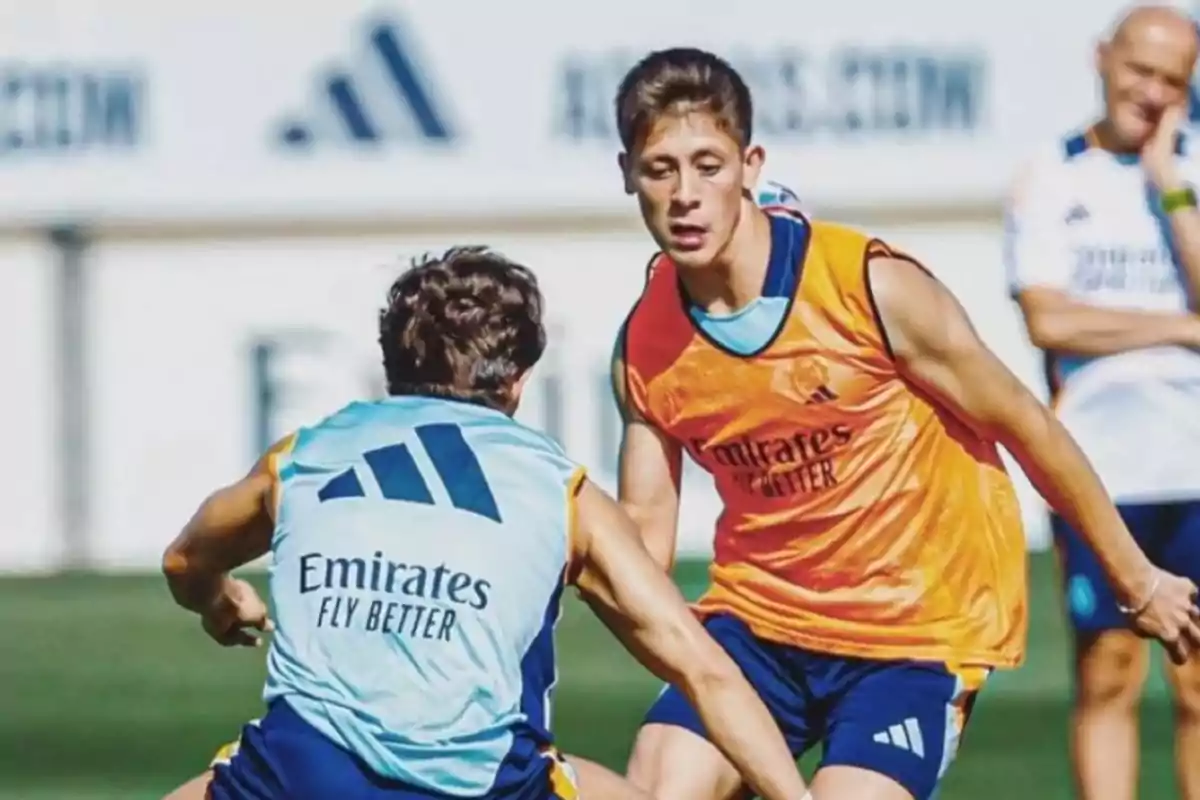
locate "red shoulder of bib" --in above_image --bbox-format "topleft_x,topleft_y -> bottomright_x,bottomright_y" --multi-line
624,253 -> 697,389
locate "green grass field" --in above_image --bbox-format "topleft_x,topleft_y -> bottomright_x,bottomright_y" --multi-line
0,552 -> 1182,799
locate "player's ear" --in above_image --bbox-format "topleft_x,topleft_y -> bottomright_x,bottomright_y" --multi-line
1094,41 -> 1108,75
742,145 -> 765,192
618,152 -> 634,195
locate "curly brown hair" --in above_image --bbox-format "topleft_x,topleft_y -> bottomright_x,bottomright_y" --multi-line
378,246 -> 546,411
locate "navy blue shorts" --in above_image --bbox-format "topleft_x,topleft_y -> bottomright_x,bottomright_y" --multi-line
643,614 -> 990,800
208,699 -> 577,800
1054,500 -> 1200,633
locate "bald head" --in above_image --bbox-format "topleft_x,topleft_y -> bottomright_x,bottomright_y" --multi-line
1096,4 -> 1197,150
1110,4 -> 1198,53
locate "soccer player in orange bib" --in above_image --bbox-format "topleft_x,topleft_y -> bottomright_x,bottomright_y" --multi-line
610,48 -> 1200,800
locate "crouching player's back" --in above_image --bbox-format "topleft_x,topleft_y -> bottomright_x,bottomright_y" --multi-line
260,395 -> 581,798
160,247 -> 813,800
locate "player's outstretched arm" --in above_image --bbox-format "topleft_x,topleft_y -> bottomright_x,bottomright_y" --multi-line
161,436 -> 290,646
868,255 -> 1200,663
610,330 -> 683,570
570,478 -> 808,800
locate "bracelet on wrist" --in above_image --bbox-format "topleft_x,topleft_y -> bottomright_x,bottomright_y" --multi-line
1117,573 -> 1161,618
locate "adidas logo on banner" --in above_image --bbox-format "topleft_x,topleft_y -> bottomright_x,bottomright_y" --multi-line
873,718 -> 925,758
277,18 -> 456,150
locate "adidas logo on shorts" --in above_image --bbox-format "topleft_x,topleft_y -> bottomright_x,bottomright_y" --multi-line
873,717 -> 925,758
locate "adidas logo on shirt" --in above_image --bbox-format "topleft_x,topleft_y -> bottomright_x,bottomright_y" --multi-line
805,384 -> 839,404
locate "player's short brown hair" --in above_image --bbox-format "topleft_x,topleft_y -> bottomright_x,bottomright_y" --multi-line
378,246 -> 545,411
614,47 -> 753,151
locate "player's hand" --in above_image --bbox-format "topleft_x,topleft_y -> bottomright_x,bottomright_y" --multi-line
1141,104 -> 1188,190
1127,567 -> 1200,664
201,577 -> 273,648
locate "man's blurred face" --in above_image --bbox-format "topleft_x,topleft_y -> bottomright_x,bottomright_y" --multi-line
1098,17 -> 1197,149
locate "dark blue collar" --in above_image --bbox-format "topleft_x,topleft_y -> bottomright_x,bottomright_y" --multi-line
1063,128 -> 1187,163
761,213 -> 809,298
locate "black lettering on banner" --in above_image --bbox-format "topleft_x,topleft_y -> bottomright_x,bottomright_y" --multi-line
556,47 -> 985,142
0,66 -> 144,155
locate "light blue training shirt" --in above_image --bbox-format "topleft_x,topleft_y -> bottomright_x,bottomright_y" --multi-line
263,396 -> 579,796
687,210 -> 810,354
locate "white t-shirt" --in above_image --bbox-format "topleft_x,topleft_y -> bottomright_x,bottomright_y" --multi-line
1005,129 -> 1200,503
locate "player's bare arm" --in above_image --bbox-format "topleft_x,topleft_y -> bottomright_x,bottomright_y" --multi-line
1142,103 -> 1200,303
569,477 -> 808,800
869,255 -> 1200,662
1015,286 -> 1200,355
611,329 -> 684,570
162,436 -> 290,646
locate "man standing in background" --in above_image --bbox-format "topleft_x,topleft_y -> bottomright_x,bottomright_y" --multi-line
1007,6 -> 1200,798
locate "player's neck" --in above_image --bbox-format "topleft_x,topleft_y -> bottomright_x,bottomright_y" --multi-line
1089,119 -> 1139,155
677,205 -> 772,314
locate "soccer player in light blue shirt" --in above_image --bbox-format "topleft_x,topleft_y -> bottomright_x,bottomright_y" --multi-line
160,247 -> 811,800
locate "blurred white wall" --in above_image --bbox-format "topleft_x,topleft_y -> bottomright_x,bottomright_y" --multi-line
0,0 -> 1166,567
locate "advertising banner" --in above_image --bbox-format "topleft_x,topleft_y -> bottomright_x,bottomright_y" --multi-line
0,0 -> 1161,224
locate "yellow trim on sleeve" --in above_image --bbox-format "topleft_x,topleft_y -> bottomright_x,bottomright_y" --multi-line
266,433 -> 298,521
564,466 -> 587,584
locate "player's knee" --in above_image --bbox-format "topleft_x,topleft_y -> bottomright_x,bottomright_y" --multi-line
625,725 -> 667,792
1167,661 -> 1200,722
625,724 -> 741,800
1074,632 -> 1147,710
